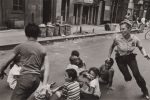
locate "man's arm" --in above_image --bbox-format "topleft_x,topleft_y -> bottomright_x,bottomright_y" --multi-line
42,55 -> 50,85
0,51 -> 16,79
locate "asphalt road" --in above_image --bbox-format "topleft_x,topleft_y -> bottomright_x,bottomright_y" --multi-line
0,33 -> 150,100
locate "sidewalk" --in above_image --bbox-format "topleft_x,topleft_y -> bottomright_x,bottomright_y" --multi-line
0,25 -> 120,50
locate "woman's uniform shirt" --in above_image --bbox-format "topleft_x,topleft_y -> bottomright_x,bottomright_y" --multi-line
113,34 -> 142,56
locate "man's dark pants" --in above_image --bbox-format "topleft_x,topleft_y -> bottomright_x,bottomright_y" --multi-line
11,74 -> 41,100
115,53 -> 149,95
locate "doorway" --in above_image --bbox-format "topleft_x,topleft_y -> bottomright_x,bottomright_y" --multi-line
43,0 -> 52,24
82,6 -> 89,24
61,0 -> 70,22
74,4 -> 81,25
92,6 -> 99,25
111,0 -> 119,23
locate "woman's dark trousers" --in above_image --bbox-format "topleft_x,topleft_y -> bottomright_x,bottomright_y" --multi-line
115,53 -> 149,95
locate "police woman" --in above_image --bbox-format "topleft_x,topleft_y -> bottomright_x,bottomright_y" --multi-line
108,20 -> 150,99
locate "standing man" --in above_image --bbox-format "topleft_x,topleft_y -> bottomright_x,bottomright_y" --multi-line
108,20 -> 150,99
0,23 -> 50,100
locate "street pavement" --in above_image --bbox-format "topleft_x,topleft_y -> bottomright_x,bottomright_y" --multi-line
0,31 -> 150,100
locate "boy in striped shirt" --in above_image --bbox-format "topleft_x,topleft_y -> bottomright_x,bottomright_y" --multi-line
50,68 -> 80,100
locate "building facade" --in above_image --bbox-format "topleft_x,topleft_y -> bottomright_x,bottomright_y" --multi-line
111,0 -> 150,23
0,0 -> 43,28
2,0 -> 149,29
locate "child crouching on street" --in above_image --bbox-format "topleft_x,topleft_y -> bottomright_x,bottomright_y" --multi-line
50,68 -> 80,100
66,55 -> 80,76
7,64 -> 21,89
7,55 -> 21,89
80,67 -> 101,100
99,58 -> 114,90
70,50 -> 86,70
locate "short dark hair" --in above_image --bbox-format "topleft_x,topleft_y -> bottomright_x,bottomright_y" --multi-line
71,50 -> 80,57
105,58 -> 114,66
69,56 -> 79,65
25,23 -> 40,38
89,67 -> 100,77
66,69 -> 77,81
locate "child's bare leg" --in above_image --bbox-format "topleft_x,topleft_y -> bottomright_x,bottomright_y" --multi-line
107,69 -> 114,90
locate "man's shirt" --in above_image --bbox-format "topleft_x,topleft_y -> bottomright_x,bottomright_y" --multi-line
13,41 -> 46,75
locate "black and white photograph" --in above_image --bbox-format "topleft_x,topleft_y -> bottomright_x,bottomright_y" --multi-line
0,0 -> 150,100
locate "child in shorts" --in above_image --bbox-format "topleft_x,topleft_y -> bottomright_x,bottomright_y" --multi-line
99,58 -> 114,90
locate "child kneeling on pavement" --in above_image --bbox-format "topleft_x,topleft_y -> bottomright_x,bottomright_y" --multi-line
69,50 -> 86,74
7,64 -> 21,89
70,50 -> 86,70
99,58 -> 114,90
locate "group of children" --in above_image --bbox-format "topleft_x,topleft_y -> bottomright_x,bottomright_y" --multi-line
7,50 -> 115,100
36,50 -> 114,100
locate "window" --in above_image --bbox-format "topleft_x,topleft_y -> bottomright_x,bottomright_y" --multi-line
13,0 -> 24,11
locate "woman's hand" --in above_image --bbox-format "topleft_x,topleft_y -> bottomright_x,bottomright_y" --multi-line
144,54 -> 150,60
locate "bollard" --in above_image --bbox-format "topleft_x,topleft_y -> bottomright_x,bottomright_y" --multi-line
92,28 -> 95,33
79,26 -> 82,33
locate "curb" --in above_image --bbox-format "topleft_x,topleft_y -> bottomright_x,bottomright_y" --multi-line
0,29 -> 141,50
0,32 -> 115,50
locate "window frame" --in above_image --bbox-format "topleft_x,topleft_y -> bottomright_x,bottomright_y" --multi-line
13,0 -> 25,12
